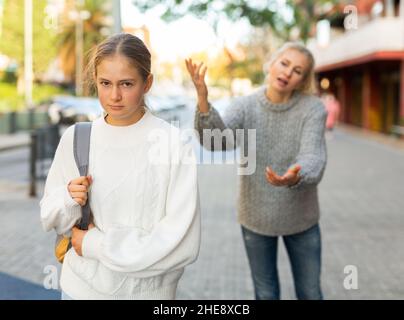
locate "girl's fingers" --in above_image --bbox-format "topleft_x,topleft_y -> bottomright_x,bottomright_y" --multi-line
68,184 -> 87,192
81,176 -> 92,187
70,191 -> 87,199
70,176 -> 88,185
70,176 -> 91,188
73,198 -> 85,206
71,226 -> 78,235
86,176 -> 93,189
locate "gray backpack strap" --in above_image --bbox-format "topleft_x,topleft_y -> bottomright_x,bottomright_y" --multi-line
73,122 -> 92,230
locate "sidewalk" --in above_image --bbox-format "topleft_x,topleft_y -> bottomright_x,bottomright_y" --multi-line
0,132 -> 30,152
0,124 -> 403,299
337,123 -> 404,151
1,124 -> 403,153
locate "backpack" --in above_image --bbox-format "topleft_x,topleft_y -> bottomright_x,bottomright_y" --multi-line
54,122 -> 92,263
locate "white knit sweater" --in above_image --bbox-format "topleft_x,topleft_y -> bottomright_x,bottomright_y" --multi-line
40,109 -> 201,299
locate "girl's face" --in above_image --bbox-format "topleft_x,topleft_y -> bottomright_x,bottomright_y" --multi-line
268,49 -> 309,95
96,54 -> 152,125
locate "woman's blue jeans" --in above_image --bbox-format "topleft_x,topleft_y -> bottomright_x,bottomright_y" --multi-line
241,223 -> 323,300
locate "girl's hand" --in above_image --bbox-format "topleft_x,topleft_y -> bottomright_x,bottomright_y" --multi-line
67,175 -> 92,206
265,165 -> 301,187
71,223 -> 95,257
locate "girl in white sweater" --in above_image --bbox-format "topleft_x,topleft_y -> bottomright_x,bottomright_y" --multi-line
40,33 -> 201,300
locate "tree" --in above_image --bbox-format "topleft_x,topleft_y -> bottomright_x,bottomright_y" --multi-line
57,0 -> 112,85
0,0 -> 57,81
134,0 -> 339,43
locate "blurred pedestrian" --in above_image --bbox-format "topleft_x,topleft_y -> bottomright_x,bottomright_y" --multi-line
186,42 -> 327,300
40,33 -> 200,300
321,92 -> 341,131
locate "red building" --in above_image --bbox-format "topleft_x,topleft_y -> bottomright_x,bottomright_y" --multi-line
309,0 -> 404,134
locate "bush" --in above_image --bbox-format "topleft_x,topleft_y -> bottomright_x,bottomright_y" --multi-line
2,69 -> 17,83
0,81 -> 68,112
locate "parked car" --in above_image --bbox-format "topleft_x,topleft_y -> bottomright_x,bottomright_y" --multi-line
45,96 -> 104,125
145,94 -> 187,113
145,94 -> 188,123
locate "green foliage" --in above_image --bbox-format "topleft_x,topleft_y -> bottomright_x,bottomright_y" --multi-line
134,0 -> 338,42
0,1 -> 24,65
0,81 -> 67,112
1,67 -> 18,83
56,0 -> 111,84
0,0 -> 57,77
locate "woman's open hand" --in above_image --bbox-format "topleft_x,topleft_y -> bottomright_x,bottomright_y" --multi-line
265,165 -> 301,187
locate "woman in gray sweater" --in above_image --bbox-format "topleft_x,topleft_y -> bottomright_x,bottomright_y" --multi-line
185,42 -> 327,300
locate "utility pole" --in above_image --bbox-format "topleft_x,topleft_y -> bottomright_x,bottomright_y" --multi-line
385,0 -> 394,17
113,0 -> 122,34
70,0 -> 90,96
24,0 -> 33,128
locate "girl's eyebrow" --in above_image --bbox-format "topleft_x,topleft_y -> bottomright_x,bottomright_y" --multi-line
98,78 -> 136,82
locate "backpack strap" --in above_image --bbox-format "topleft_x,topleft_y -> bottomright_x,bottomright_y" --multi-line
73,122 -> 92,230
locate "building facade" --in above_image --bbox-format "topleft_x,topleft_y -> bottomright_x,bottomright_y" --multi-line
309,0 -> 404,134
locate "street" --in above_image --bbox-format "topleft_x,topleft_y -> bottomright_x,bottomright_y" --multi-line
0,108 -> 404,299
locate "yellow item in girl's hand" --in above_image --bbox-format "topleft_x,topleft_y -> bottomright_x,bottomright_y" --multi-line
55,235 -> 71,263
54,122 -> 92,264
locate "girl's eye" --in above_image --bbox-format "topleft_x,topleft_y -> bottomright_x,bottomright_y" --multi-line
121,82 -> 133,88
294,70 -> 302,75
281,61 -> 287,66
100,81 -> 110,86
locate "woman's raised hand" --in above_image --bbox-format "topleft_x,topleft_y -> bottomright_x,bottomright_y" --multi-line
185,58 -> 209,113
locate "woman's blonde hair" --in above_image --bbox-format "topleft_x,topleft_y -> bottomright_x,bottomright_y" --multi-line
264,42 -> 316,95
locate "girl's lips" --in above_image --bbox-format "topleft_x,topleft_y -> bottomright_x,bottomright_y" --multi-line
110,105 -> 124,110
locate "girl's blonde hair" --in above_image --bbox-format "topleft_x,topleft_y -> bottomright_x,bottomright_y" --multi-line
84,33 -> 151,95
264,42 -> 316,95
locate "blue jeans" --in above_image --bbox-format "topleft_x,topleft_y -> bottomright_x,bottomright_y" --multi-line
241,224 -> 323,300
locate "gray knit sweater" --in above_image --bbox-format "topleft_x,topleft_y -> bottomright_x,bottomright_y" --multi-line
194,86 -> 327,236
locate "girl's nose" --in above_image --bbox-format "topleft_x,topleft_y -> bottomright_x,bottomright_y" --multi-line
111,85 -> 122,101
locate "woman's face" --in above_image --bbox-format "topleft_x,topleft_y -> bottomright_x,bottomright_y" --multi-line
268,49 -> 309,94
96,54 -> 152,125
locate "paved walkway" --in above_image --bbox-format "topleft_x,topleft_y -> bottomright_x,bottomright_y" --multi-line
0,132 -> 30,152
0,125 -> 403,299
